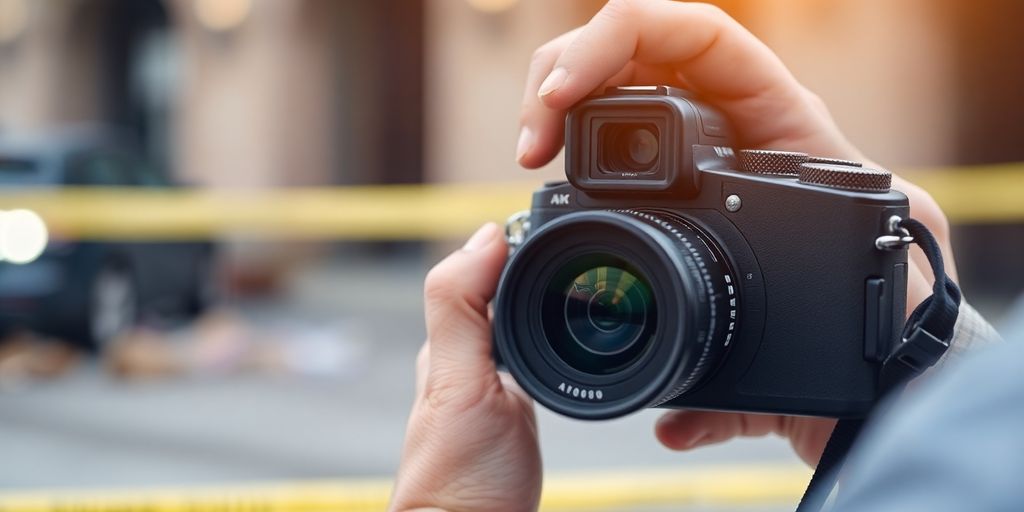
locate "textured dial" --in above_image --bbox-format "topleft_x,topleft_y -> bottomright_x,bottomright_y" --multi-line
807,156 -> 863,167
798,163 -> 892,192
738,149 -> 808,176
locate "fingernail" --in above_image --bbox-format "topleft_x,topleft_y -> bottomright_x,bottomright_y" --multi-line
463,223 -> 498,251
538,67 -> 567,98
516,126 -> 534,164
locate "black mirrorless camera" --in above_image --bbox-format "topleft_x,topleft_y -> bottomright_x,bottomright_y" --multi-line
493,86 -> 911,420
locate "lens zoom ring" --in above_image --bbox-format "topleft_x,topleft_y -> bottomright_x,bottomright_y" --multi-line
617,209 -> 727,405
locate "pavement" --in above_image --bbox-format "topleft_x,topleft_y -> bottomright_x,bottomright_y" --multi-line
0,249 -> 827,511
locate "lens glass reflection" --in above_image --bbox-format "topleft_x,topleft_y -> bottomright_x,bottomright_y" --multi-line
542,254 -> 656,375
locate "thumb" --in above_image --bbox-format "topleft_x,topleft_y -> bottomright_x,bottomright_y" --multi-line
422,223 -> 507,398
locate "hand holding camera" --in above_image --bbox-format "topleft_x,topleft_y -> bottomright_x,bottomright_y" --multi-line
497,84 -> 912,422
391,2 -> 959,511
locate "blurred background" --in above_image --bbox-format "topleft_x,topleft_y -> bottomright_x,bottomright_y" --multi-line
0,0 -> 1022,510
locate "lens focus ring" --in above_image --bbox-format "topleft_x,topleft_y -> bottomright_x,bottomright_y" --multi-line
616,210 -> 735,404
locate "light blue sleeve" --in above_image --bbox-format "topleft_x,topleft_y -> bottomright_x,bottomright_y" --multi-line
833,329 -> 1024,512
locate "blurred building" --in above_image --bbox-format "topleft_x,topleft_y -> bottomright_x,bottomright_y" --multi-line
1,0 -> 1021,300
0,0 -> 426,188
3,0 -> 1022,179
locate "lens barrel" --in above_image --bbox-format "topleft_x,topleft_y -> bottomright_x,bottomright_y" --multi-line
494,210 -> 736,419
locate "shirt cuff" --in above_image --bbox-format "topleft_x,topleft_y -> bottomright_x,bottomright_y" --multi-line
932,300 -> 1004,372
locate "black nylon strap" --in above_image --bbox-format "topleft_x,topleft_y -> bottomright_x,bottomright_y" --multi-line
795,218 -> 960,512
798,418 -> 865,509
879,218 -> 961,393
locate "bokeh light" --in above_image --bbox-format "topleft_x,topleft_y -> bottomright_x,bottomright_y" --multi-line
0,209 -> 49,264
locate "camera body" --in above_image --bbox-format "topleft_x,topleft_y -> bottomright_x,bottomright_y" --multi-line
493,86 -> 910,420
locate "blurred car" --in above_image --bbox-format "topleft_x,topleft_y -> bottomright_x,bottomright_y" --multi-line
0,127 -> 214,350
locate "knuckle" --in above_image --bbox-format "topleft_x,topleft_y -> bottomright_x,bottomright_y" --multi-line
518,107 -> 532,126
529,26 -> 580,71
426,301 -> 463,340
423,262 -> 460,307
692,3 -> 741,33
529,44 -> 552,69
421,374 -> 455,411
903,182 -> 951,238
672,2 -> 729,26
602,0 -> 638,21
802,87 -> 829,114
422,367 -> 464,410
423,368 -> 496,413
692,2 -> 727,19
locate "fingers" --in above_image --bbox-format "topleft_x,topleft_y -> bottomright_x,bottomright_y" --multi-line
517,28 -> 582,169
519,0 -> 855,167
537,1 -> 787,106
422,223 -> 508,405
656,410 -> 836,466
891,175 -> 958,282
517,23 -> 680,168
655,410 -> 782,450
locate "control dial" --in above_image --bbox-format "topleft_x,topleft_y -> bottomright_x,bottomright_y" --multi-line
798,163 -> 892,192
738,149 -> 808,176
807,156 -> 863,167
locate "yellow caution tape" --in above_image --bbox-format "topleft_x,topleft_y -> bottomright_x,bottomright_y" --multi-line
0,183 -> 537,241
0,464 -> 811,512
0,163 -> 1019,241
905,162 -> 1024,224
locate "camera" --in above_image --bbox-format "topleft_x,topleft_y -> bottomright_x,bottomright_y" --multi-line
493,86 -> 911,420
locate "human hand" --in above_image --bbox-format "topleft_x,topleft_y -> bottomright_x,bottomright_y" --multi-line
389,223 -> 541,512
516,0 -> 958,467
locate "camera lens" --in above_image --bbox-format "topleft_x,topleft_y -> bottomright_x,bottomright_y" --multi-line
494,210 -> 737,420
600,123 -> 660,173
542,257 -> 656,375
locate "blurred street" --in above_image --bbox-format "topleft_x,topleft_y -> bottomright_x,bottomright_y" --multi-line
0,252 -> 798,510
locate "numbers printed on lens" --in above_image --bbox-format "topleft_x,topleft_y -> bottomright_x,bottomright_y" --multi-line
558,382 -> 603,400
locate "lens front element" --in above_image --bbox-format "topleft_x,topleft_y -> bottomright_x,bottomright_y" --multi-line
544,257 -> 656,375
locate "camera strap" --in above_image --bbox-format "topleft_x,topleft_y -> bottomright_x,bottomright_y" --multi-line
795,217 -> 961,512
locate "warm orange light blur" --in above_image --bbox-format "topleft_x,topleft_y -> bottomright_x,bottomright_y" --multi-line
465,0 -> 521,14
194,0 -> 252,32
